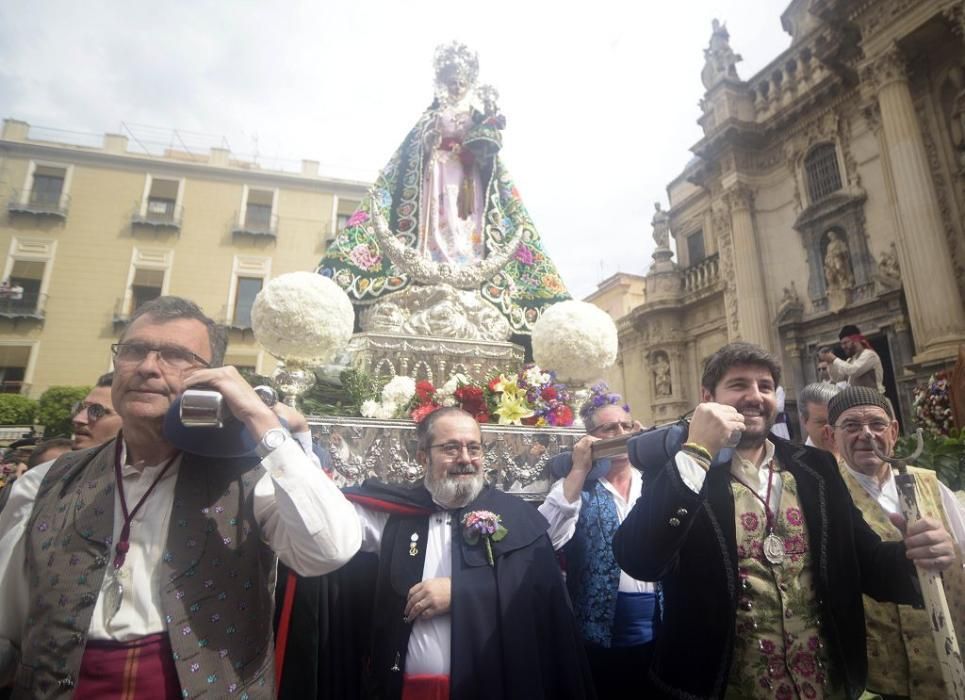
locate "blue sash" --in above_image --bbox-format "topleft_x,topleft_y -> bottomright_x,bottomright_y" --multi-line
610,592 -> 656,648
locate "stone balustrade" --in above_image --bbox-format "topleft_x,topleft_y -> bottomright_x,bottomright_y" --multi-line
751,44 -> 831,120
683,253 -> 720,295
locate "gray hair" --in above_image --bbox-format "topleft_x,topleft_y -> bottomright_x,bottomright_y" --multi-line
415,406 -> 478,453
798,382 -> 841,421
123,296 -> 227,366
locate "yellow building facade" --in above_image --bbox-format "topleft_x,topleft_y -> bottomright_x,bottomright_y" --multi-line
597,0 -> 965,429
0,119 -> 368,396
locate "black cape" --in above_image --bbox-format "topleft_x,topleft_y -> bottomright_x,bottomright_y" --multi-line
276,480 -> 595,700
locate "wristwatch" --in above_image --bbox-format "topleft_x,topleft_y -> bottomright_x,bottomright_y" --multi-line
255,428 -> 288,458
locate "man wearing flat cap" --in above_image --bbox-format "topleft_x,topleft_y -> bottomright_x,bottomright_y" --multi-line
826,386 -> 965,699
819,324 -> 885,394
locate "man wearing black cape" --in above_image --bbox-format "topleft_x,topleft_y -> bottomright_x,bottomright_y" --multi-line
277,406 -> 595,700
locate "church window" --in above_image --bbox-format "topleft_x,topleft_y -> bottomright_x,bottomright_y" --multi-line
804,144 -> 842,203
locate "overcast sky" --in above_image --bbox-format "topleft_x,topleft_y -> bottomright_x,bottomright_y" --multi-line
0,0 -> 793,299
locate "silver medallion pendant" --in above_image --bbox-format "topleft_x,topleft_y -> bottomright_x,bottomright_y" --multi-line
763,533 -> 786,565
102,570 -> 124,625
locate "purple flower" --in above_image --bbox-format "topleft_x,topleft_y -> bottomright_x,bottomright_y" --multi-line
514,246 -> 534,265
345,210 -> 370,228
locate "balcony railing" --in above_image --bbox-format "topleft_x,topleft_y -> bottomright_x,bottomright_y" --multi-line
131,201 -> 183,230
0,291 -> 47,319
683,253 -> 720,295
232,211 -> 278,239
7,189 -> 70,218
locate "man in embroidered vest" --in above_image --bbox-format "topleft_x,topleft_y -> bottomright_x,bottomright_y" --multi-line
798,382 -> 840,453
335,406 -> 595,699
819,324 -> 886,394
0,296 -> 361,699
613,342 -> 956,699
826,385 -> 965,700
538,386 -> 656,699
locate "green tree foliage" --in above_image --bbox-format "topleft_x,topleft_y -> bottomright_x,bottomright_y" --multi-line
37,386 -> 91,438
898,429 -> 965,491
301,368 -> 383,417
0,394 -> 39,425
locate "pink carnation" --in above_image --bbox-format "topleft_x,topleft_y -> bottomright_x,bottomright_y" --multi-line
349,244 -> 382,271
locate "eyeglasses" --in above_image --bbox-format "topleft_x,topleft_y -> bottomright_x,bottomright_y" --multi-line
111,342 -> 210,370
833,420 -> 891,435
71,401 -> 113,422
588,420 -> 635,437
430,442 -> 485,459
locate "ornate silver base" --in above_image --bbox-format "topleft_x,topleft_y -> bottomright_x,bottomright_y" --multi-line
309,416 -> 582,500
361,284 -> 512,341
348,332 -> 525,386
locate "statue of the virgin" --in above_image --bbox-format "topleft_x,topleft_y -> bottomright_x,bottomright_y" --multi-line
317,42 -> 570,341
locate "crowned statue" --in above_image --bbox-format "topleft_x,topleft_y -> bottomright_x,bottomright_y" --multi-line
317,42 -> 570,343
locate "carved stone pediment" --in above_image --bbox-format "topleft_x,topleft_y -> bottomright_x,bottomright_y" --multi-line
792,187 -> 866,230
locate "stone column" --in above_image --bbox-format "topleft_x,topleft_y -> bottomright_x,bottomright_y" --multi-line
783,342 -> 806,399
867,45 -> 965,363
723,185 -> 771,347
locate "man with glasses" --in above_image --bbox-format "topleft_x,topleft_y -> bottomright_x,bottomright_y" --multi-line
0,296 -> 361,699
330,406 -> 594,699
824,386 -> 965,699
539,386 -> 654,699
71,372 -> 123,450
612,342 -> 955,699
0,374 -> 123,530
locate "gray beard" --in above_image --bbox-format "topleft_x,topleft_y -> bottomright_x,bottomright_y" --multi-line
424,469 -> 485,509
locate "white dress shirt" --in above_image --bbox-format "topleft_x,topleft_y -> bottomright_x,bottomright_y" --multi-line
356,505 -> 452,675
829,349 -> 886,393
842,462 -> 965,551
539,469 -> 654,593
676,440 -> 784,517
0,437 -> 361,644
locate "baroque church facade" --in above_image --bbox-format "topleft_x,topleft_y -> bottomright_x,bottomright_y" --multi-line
608,0 -> 965,430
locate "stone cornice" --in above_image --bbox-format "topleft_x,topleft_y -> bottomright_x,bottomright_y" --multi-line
0,138 -> 370,197
721,183 -> 755,211
862,42 -> 909,92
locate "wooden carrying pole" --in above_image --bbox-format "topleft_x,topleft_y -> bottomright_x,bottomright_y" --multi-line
871,429 -> 965,700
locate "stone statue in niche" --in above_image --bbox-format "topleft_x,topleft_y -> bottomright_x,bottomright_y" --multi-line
877,241 -> 900,283
823,230 -> 853,312
823,231 -> 854,290
652,353 -> 672,397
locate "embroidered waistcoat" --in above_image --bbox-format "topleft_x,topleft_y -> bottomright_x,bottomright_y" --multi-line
563,479 -> 623,647
726,467 -> 835,699
16,441 -> 276,699
839,464 -> 965,699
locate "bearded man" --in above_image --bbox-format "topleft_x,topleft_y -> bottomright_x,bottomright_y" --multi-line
332,406 -> 594,700
613,342 -> 955,699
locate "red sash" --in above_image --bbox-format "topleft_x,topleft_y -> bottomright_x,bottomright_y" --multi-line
402,673 -> 450,700
75,632 -> 181,700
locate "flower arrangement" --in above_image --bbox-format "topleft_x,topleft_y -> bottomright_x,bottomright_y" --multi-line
461,510 -> 508,566
251,271 -> 355,363
531,301 -> 618,384
913,371 -> 954,437
578,382 -> 630,423
406,364 -> 575,427
360,375 -> 417,420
